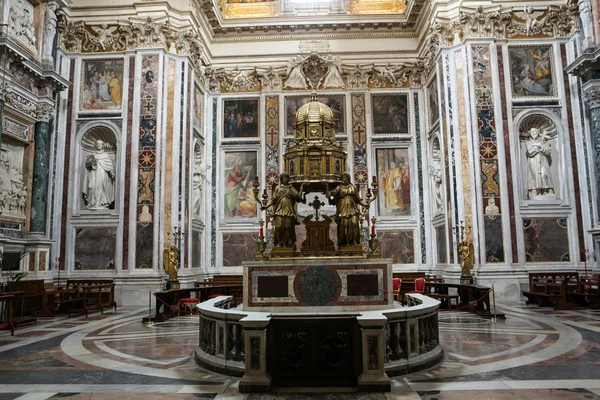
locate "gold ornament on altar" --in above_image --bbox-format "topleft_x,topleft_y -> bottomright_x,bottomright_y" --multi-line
253,92 -> 380,258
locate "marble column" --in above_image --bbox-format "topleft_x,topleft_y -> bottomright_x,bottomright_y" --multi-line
356,312 -> 391,392
30,103 -> 55,234
583,82 -> 600,224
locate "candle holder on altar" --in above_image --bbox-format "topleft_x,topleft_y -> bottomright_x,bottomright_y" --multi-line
368,216 -> 381,257
255,219 -> 267,260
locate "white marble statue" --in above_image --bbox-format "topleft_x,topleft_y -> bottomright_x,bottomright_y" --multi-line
284,56 -> 308,89
192,152 -> 211,217
578,0 -> 595,51
525,127 -> 554,199
41,2 -> 59,66
83,140 -> 116,209
429,161 -> 443,212
322,57 -> 344,88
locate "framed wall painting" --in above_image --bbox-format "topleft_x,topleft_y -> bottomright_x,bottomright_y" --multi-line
371,93 -> 410,136
222,98 -> 260,140
375,147 -> 412,217
285,94 -> 346,136
427,78 -> 439,126
508,46 -> 555,99
79,59 -> 124,112
222,149 -> 259,220
193,85 -> 204,133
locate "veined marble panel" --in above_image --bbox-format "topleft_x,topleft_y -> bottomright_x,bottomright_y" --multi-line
222,232 -> 258,267
377,230 -> 415,263
523,218 -> 569,262
74,227 -> 116,269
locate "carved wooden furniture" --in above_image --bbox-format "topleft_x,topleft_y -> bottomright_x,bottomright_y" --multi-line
151,287 -> 201,322
425,282 -> 501,318
393,272 -> 427,294
392,278 -> 401,301
65,279 -> 117,318
0,294 -> 15,336
522,272 -> 579,310
195,275 -> 244,304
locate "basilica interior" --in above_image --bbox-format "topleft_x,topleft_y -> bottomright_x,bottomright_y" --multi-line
1,0 -> 600,398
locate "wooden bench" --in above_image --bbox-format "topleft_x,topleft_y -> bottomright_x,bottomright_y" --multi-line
195,275 -> 243,304
566,275 -> 600,309
65,279 -> 117,318
522,272 -> 578,310
428,293 -> 459,311
0,294 -> 15,335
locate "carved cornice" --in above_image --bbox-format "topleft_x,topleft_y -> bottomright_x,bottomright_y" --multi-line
57,16 -> 208,67
206,53 -> 428,93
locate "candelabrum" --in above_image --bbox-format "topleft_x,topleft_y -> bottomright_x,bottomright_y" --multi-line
252,176 -> 269,259
368,216 -> 381,256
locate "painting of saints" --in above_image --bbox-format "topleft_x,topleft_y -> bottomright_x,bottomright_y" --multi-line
372,94 -> 409,135
223,99 -> 259,139
80,60 -> 124,111
509,47 -> 554,97
376,148 -> 411,216
223,151 -> 258,218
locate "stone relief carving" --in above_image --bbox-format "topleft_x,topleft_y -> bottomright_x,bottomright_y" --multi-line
58,17 -> 208,68
3,118 -> 29,141
256,67 -> 286,92
8,0 -> 36,49
42,2 -> 60,66
519,114 -> 558,200
5,92 -> 37,119
284,55 -> 309,89
299,40 -> 330,54
0,142 -> 27,218
219,68 -> 259,92
81,133 -> 117,210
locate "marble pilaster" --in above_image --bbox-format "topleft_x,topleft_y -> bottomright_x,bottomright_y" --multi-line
356,312 -> 391,392
30,103 -> 55,234
582,81 -> 600,225
239,313 -> 271,393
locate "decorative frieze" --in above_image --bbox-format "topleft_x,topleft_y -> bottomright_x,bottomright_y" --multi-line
58,17 -> 208,67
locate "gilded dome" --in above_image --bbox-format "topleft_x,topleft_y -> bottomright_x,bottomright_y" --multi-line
295,93 -> 335,126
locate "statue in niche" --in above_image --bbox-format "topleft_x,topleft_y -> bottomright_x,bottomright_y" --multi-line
41,2 -> 59,66
284,56 -> 308,89
428,161 -> 443,212
325,172 -> 369,247
521,117 -> 557,199
261,173 -> 305,248
82,138 -> 116,209
192,148 -> 211,217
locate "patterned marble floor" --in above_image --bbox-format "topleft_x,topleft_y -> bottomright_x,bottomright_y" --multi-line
0,303 -> 599,399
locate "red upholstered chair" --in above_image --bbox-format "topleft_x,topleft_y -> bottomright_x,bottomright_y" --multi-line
406,278 -> 425,295
177,297 -> 199,316
392,278 -> 402,301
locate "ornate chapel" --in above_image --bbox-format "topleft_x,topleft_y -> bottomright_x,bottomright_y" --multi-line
1,0 -> 600,396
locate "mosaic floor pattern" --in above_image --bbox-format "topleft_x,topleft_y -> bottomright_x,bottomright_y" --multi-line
0,304 -> 599,399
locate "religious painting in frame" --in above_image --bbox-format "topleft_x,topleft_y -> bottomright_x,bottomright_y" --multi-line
79,59 -> 124,112
222,98 -> 260,140
285,94 -> 346,136
427,78 -> 439,126
222,149 -> 259,220
508,45 -> 556,99
375,147 -> 412,217
371,93 -> 410,136
193,85 -> 204,133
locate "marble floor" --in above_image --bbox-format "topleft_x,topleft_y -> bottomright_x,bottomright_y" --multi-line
0,303 -> 599,399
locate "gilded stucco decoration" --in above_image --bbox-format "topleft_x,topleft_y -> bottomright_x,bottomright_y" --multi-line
347,0 -> 406,15
222,1 -> 278,19
57,17 -> 208,67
